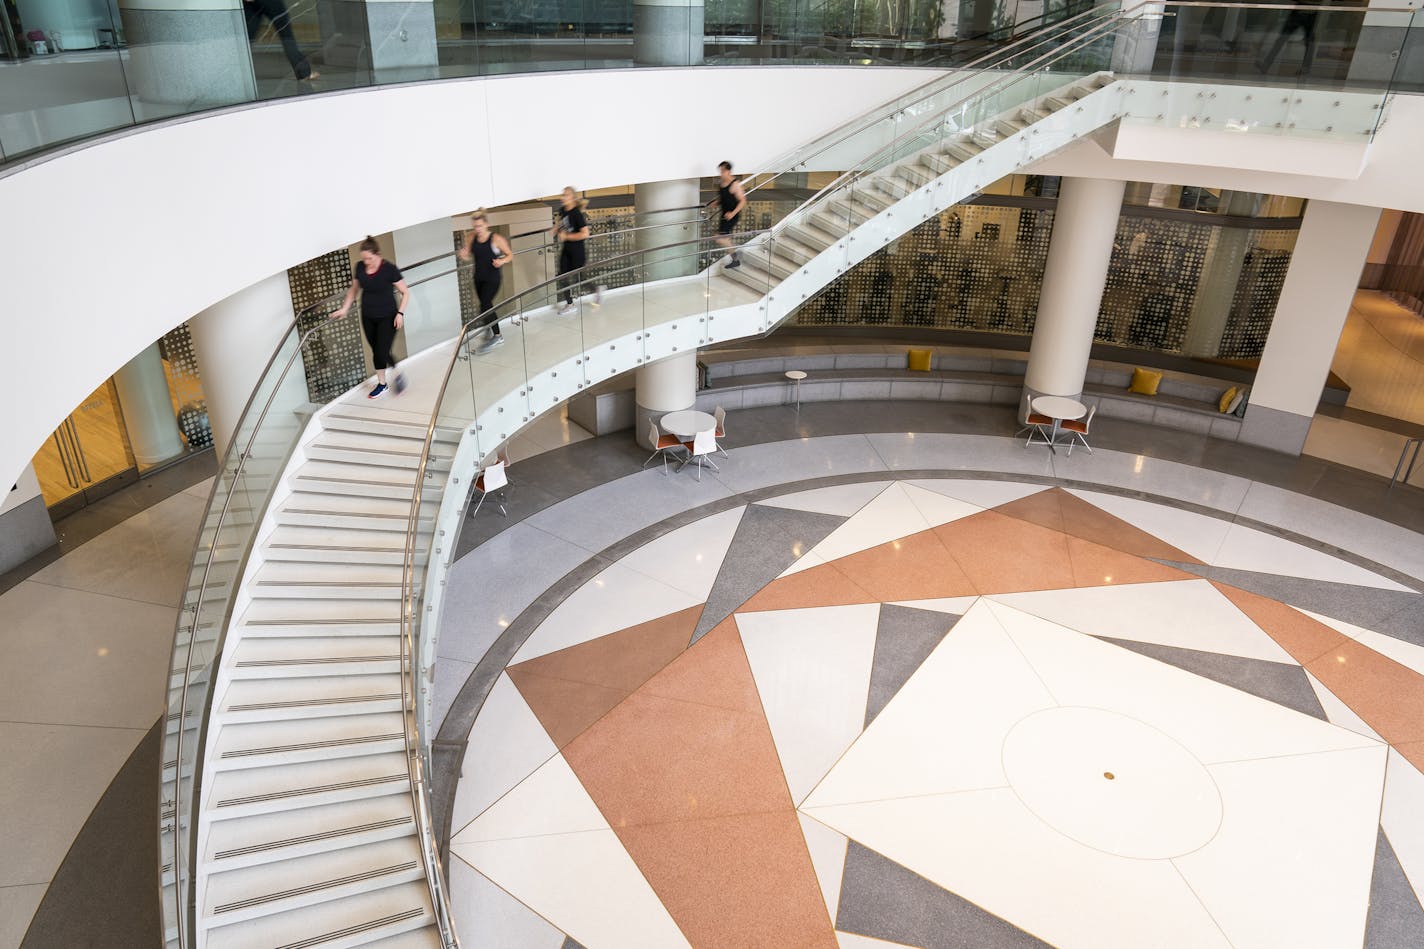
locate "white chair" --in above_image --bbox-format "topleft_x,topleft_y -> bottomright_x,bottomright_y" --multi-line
680,428 -> 720,481
1019,391 -> 1052,448
713,405 -> 730,457
470,456 -> 508,518
643,421 -> 685,474
1062,404 -> 1096,456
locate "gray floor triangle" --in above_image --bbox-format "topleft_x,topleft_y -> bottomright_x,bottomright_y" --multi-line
837,840 -> 1050,948
690,505 -> 847,644
866,606 -> 960,727
1155,560 -> 1424,648
1366,827 -> 1424,949
1094,636 -> 1326,720
561,938 -> 587,949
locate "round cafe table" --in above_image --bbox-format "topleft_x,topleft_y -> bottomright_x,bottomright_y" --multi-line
1030,395 -> 1087,454
785,370 -> 808,409
660,410 -> 718,472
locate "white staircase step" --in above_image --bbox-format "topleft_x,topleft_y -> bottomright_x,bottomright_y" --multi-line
238,598 -> 401,633
230,636 -> 403,680
722,260 -> 779,294
214,713 -> 406,769
305,432 -> 453,471
204,881 -> 433,949
323,410 -> 462,444
265,525 -> 413,566
206,836 -> 425,927
207,751 -> 410,818
362,928 -> 444,949
274,492 -> 437,532
218,674 -> 404,723
204,792 -> 415,869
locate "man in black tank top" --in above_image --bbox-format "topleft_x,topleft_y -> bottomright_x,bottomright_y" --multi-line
710,160 -> 747,268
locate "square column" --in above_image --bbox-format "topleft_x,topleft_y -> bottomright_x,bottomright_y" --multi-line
1241,200 -> 1381,455
391,217 -> 461,357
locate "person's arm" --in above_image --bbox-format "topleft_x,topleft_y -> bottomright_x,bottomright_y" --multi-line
457,232 -> 474,261
393,278 -> 411,330
728,180 -> 747,219
492,234 -> 512,267
329,277 -> 359,318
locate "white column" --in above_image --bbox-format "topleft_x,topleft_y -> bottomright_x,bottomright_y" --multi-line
636,178 -> 702,282
1025,176 -> 1126,399
118,0 -> 256,119
634,0 -> 703,66
113,342 -> 186,466
1243,201 -> 1381,454
1181,191 -> 1264,358
391,216 -> 461,357
190,271 -> 300,458
635,351 -> 698,449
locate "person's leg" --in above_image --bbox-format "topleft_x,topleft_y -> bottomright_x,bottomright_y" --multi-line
720,215 -> 741,266
557,246 -> 575,307
255,0 -> 313,79
245,0 -> 263,41
1299,14 -> 1317,73
361,315 -> 386,386
376,316 -> 399,381
476,278 -> 501,336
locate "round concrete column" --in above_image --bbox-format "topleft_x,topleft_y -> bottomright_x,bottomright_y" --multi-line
113,342 -> 186,466
636,178 -> 702,282
190,271 -> 300,457
1025,176 -> 1127,399
635,351 -> 698,449
118,0 -> 256,118
634,0 -> 703,66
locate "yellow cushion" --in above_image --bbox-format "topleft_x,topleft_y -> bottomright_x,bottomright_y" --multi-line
1129,367 -> 1163,396
907,349 -> 932,372
1218,386 -> 1239,413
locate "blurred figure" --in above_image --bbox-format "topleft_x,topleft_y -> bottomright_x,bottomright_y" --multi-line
458,211 -> 513,352
1257,0 -> 1318,75
244,0 -> 318,81
550,187 -> 592,315
709,160 -> 746,268
330,236 -> 411,398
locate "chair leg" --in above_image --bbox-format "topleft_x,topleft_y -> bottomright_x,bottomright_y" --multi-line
497,489 -> 508,517
1076,432 -> 1093,454
470,490 -> 485,519
642,448 -> 661,468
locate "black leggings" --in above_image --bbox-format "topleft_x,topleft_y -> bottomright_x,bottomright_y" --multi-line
475,276 -> 502,336
557,243 -> 587,306
245,0 -> 313,79
362,315 -> 398,371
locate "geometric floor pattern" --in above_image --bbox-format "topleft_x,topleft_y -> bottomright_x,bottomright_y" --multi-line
447,479 -> 1424,948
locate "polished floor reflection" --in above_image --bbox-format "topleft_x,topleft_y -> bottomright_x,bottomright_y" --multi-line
445,476 -> 1424,948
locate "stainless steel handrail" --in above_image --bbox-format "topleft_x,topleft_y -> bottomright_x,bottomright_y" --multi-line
397,229 -> 763,947
1392,436 -> 1424,488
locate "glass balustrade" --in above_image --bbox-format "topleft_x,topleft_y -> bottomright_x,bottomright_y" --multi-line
4,2 -> 1418,165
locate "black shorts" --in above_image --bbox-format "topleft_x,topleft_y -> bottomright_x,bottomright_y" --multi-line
718,213 -> 740,236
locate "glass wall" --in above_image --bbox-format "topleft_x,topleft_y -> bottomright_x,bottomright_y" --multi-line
791,173 -> 1303,365
2,2 -> 1418,166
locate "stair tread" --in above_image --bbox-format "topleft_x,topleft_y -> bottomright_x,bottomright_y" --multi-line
208,751 -> 409,807
206,836 -> 422,911
204,880 -> 433,948
205,792 -> 414,862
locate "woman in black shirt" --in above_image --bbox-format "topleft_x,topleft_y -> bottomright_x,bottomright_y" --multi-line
458,211 -> 513,351
550,187 -> 591,315
331,236 -> 411,399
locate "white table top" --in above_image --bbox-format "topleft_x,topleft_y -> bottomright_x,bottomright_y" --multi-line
1032,396 -> 1088,421
785,370 -> 808,381
661,410 -> 716,438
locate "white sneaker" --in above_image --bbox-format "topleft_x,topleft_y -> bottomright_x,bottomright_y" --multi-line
477,335 -> 505,353
557,303 -> 576,316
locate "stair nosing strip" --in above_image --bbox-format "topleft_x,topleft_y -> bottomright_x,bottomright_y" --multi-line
212,860 -> 420,914
221,731 -> 405,759
273,907 -> 426,949
234,656 -> 400,668
212,816 -> 413,860
227,693 -> 402,712
215,772 -> 407,808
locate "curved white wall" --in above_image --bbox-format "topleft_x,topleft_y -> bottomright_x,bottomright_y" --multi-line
0,65 -> 942,493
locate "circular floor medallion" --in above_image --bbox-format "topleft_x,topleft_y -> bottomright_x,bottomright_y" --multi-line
1003,706 -> 1223,859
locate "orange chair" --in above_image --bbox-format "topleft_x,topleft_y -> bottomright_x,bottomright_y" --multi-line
1061,404 -> 1097,456
643,421 -> 685,474
1018,392 -> 1053,448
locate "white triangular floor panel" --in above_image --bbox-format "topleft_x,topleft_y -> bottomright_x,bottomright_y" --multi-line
784,484 -> 956,577
799,813 -> 850,927
447,674 -> 559,840
758,481 -> 892,517
615,506 -> 746,601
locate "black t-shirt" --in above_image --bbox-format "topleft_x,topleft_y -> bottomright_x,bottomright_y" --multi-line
559,206 -> 588,236
355,260 -> 403,319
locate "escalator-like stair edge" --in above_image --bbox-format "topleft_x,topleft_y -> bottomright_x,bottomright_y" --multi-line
219,730 -> 404,760
215,771 -> 407,809
213,860 -> 420,915
213,816 -> 413,861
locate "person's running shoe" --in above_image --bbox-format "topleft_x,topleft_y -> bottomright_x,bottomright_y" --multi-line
592,285 -> 604,308
726,255 -> 742,269
392,372 -> 407,395
558,302 -> 576,315
478,335 -> 506,353
368,383 -> 388,399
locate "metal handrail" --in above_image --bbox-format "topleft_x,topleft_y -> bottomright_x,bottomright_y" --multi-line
397,229 -> 762,947
1392,436 -> 1424,488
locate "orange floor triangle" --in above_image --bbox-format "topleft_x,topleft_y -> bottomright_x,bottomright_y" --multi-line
1056,489 -> 1204,564
562,618 -> 837,948
508,604 -> 701,748
739,558 -> 881,613
1066,535 -> 1192,588
812,527 -> 980,602
934,509 -> 1076,594
991,487 -> 1066,533
1211,582 -> 1347,665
